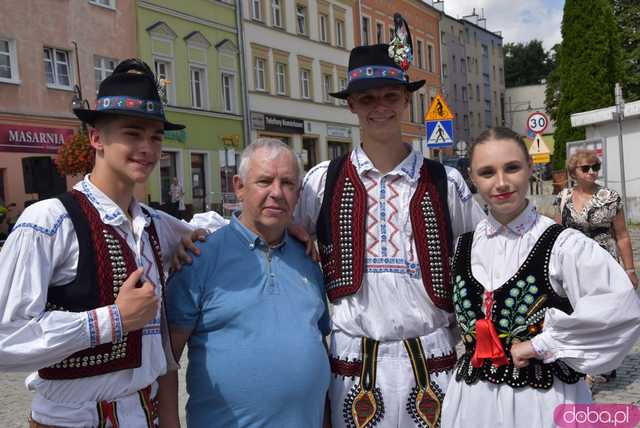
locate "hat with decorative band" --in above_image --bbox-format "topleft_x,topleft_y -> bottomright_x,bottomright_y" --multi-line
73,58 -> 185,131
330,13 -> 425,99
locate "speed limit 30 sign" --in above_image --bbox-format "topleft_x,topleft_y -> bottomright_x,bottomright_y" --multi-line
527,112 -> 549,134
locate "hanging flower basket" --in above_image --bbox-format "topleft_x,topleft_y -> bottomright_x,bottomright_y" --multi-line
55,130 -> 94,176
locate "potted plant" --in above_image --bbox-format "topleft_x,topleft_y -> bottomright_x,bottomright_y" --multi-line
55,130 -> 94,177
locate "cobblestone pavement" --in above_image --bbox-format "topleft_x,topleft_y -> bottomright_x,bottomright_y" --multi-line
1,226 -> 639,427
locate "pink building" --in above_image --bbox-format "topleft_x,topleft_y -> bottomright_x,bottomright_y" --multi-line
0,0 -> 137,231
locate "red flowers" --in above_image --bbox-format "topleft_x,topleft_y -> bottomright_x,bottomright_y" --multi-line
55,130 -> 94,176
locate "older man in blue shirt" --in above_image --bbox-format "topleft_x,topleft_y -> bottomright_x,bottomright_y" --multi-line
159,139 -> 330,428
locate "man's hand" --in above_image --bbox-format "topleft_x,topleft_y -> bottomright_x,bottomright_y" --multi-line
170,228 -> 208,272
115,268 -> 159,333
287,223 -> 319,262
510,339 -> 538,368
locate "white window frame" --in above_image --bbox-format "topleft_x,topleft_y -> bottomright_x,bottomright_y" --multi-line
335,19 -> 344,47
322,73 -> 333,103
275,62 -> 287,95
338,77 -> 347,105
221,72 -> 235,113
0,38 -> 20,84
271,0 -> 283,28
319,14 -> 329,43
44,47 -> 73,90
361,15 -> 371,45
416,39 -> 424,69
189,65 -> 208,109
88,0 -> 115,9
154,57 -> 175,104
94,56 -> 116,89
300,68 -> 311,99
255,57 -> 266,91
296,4 -> 307,35
251,0 -> 263,21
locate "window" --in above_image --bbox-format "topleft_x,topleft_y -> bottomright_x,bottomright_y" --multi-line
296,5 -> 307,34
461,58 -> 465,74
275,62 -> 287,95
463,114 -> 469,130
300,68 -> 311,99
154,59 -> 173,103
470,111 -> 474,127
441,31 -> 446,45
254,57 -> 266,91
476,84 -> 480,100
452,55 -> 456,72
427,44 -> 434,73
272,0 -> 283,28
442,63 -> 447,79
328,141 -> 348,160
419,93 -> 425,121
338,77 -> 347,105
389,28 -> 395,43
376,22 -> 384,44
453,84 -> 457,101
190,66 -> 206,109
322,74 -> 332,103
319,14 -> 329,43
251,0 -> 263,21
416,40 -> 424,69
221,72 -> 234,112
361,16 -> 370,45
44,47 -> 72,88
94,56 -> 116,88
468,83 -> 473,100
0,39 -> 19,83
335,20 -> 344,47
409,93 -> 415,123
461,86 -> 467,102
89,0 -> 114,7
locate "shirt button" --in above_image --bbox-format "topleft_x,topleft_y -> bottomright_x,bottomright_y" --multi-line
249,243 -> 255,249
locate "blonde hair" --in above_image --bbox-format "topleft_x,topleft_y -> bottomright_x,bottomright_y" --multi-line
566,149 -> 600,179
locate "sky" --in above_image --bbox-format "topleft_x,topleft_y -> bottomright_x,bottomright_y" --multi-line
441,0 -> 565,50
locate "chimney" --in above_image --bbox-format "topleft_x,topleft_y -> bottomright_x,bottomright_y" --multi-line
433,0 -> 445,12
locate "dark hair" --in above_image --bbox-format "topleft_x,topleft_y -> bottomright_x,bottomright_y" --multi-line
469,127 -> 530,164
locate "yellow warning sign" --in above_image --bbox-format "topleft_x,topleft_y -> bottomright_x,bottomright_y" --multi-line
528,134 -> 551,155
425,95 -> 454,121
532,153 -> 551,164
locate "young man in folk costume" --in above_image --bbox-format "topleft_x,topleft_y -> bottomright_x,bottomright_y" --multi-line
0,59 -> 214,427
295,14 -> 485,428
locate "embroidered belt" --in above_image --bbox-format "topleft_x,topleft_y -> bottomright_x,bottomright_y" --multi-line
330,350 -> 457,377
337,338 -> 455,428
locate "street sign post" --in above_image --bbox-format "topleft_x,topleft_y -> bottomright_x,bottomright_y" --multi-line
527,111 -> 549,134
529,133 -> 551,164
425,95 -> 455,151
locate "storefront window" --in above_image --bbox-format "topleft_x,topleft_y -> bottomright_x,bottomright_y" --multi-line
328,141 -> 348,160
160,151 -> 178,205
191,153 -> 206,213
302,138 -> 317,170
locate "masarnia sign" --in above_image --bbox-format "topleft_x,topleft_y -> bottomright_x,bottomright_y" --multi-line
0,124 -> 75,153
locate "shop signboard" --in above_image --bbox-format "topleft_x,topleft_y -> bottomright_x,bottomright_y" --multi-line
0,124 -> 75,154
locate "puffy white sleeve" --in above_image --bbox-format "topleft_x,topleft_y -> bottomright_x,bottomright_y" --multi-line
531,229 -> 640,374
0,201 -> 120,371
294,161 -> 330,237
444,166 -> 486,240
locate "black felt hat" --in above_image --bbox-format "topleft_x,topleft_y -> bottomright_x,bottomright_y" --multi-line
73,59 -> 185,130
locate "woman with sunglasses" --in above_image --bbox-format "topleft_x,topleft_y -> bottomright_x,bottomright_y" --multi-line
555,149 -> 638,384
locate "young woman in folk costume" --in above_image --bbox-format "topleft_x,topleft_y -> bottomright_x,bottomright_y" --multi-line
441,127 -> 640,428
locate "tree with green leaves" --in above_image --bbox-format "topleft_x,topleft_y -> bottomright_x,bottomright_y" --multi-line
504,40 -> 553,88
551,0 -> 623,171
612,0 -> 640,101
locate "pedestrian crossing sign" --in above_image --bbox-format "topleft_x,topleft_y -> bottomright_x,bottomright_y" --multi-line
426,120 -> 454,148
425,95 -> 454,121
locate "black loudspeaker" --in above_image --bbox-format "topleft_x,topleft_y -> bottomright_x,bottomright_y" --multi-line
22,156 -> 67,198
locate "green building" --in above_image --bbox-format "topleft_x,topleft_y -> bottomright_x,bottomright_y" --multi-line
137,0 -> 244,215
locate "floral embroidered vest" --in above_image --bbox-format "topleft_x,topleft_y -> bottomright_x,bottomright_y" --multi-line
452,224 -> 583,389
38,190 -> 165,380
317,153 -> 453,310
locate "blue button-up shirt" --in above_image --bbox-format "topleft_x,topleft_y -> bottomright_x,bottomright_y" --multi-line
167,214 -> 330,428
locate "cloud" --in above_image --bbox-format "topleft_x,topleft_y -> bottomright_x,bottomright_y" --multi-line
441,0 -> 564,50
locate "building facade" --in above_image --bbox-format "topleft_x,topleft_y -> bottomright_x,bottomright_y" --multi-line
242,0 -> 359,170
137,0 -> 245,214
354,0 -> 442,156
0,0 -> 137,220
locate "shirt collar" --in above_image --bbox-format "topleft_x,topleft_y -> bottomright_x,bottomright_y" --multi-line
485,201 -> 538,237
350,145 -> 423,182
229,212 -> 287,251
74,175 -> 149,227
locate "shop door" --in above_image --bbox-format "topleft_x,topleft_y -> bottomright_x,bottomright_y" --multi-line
191,153 -> 206,213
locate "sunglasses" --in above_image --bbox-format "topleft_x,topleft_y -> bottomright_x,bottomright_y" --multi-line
578,163 -> 601,173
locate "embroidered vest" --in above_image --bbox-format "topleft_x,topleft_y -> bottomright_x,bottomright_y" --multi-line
38,190 -> 165,380
452,224 -> 583,389
317,153 -> 453,310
